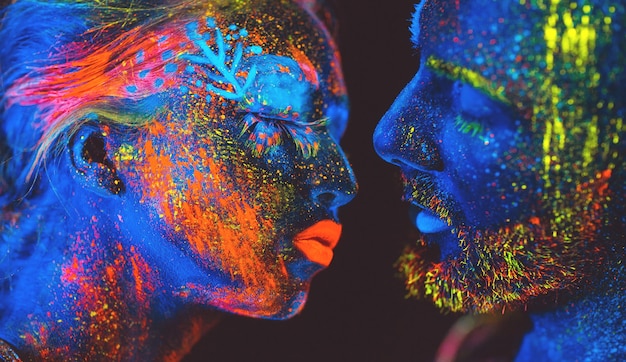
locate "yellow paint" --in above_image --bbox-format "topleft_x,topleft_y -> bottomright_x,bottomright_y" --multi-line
116,144 -> 137,162
582,115 -> 599,168
426,56 -> 510,104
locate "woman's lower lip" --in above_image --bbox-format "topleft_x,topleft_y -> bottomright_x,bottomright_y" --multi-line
293,220 -> 342,267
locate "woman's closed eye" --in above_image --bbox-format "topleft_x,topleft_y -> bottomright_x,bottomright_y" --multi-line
239,107 -> 328,158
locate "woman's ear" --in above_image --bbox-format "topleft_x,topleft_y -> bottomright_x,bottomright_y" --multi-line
68,124 -> 125,196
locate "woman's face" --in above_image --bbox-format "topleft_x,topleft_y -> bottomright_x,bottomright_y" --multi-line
374,0 -> 614,313
100,3 -> 355,318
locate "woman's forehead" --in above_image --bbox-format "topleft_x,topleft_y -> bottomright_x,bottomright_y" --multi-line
140,7 -> 341,106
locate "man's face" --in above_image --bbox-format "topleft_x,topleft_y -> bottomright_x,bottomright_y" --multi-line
374,0 -> 616,313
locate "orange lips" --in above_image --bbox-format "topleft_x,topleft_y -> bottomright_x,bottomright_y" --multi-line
293,220 -> 342,267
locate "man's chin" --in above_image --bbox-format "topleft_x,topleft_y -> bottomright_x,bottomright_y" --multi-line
422,229 -> 462,261
397,221 -> 589,314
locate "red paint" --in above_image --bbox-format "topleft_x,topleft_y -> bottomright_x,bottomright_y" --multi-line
289,44 -> 320,89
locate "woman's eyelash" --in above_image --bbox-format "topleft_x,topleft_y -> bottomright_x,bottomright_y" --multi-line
239,111 -> 327,158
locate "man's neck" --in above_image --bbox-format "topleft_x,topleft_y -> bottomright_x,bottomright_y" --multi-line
516,263 -> 626,361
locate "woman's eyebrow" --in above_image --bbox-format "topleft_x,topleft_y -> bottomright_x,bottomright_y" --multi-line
425,55 -> 510,105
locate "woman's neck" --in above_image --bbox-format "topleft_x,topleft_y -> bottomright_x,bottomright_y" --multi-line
0,197 -> 220,361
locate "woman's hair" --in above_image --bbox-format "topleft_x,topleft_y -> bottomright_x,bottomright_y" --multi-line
0,0 -> 176,303
1,1 -> 177,201
0,0 -> 332,198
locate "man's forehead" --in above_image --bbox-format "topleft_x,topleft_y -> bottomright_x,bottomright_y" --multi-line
407,1 -> 543,107
409,1 -> 523,49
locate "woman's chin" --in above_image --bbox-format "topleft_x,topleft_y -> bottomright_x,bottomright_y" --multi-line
179,277 -> 311,319
219,289 -> 310,320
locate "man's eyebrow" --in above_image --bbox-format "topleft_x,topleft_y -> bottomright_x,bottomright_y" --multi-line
426,56 -> 510,105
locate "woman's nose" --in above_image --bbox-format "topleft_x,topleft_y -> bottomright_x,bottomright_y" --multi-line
308,140 -> 357,210
373,70 -> 444,172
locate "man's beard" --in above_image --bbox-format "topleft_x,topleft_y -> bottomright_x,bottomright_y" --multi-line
397,171 -> 612,314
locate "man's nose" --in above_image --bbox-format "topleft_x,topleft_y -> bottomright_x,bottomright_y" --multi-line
373,70 -> 444,172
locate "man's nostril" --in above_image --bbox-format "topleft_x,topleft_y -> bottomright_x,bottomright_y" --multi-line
427,156 -> 444,172
391,156 -> 444,172
391,158 -> 405,167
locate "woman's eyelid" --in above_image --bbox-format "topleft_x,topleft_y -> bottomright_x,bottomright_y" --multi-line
243,104 -> 327,129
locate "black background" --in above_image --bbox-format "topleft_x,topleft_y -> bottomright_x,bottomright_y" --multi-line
185,2 -> 460,361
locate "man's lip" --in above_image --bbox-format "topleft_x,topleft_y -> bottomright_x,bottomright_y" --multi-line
293,220 -> 342,267
409,203 -> 451,234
